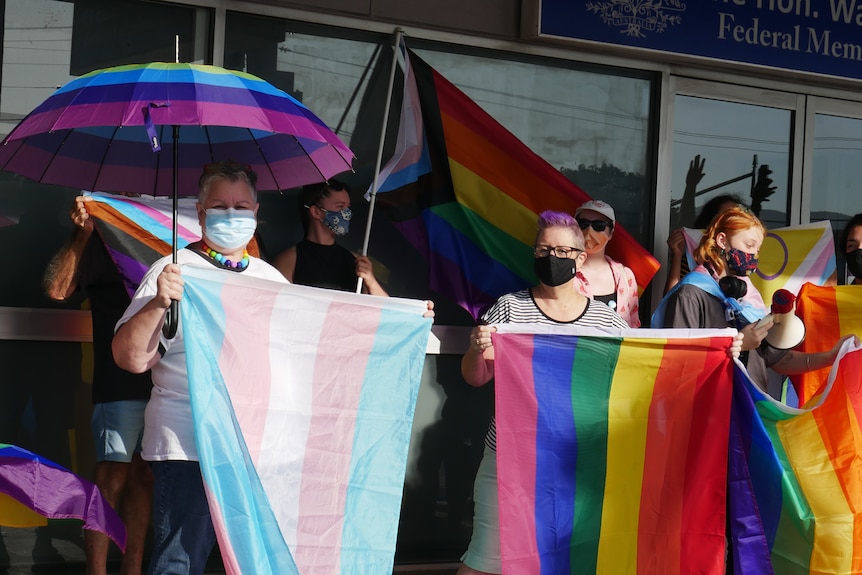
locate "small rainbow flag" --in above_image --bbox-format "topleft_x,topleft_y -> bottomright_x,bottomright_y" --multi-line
0,443 -> 126,550
493,325 -> 734,574
372,47 -> 659,319
729,340 -> 862,574
794,283 -> 862,405
180,266 -> 432,575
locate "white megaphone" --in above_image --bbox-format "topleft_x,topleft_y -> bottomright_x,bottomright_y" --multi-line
764,288 -> 806,350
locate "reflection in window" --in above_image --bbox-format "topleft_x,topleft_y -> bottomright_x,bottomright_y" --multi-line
1,0 -> 74,137
812,114 -> 862,234
413,48 -> 653,245
224,12 -> 654,247
672,96 -> 791,229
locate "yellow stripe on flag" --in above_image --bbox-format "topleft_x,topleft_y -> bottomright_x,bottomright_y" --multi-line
448,159 -> 538,246
596,339 -> 663,573
0,493 -> 47,527
778,412 -> 853,575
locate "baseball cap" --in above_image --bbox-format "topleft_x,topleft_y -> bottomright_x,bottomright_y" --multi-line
575,199 -> 615,223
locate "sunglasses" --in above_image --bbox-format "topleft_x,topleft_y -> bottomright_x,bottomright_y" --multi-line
577,218 -> 613,233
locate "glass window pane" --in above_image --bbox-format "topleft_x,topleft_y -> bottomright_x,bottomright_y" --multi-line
414,48 -> 653,245
811,113 -> 862,234
671,95 -> 791,230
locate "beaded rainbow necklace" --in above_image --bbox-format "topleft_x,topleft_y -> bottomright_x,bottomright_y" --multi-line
201,243 -> 249,270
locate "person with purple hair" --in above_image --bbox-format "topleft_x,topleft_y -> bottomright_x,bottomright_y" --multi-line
457,210 -> 629,575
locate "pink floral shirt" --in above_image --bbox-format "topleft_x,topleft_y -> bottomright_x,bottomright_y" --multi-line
575,256 -> 641,327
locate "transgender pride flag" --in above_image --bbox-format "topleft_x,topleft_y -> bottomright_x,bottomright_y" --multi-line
179,266 -> 432,575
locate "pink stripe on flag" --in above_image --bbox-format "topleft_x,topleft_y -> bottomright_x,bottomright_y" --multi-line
203,484 -> 242,575
111,197 -> 199,242
218,282 -> 278,461
294,301 -> 381,575
495,334 -> 540,572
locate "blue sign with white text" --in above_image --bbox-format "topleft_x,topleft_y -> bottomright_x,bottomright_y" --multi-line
539,1 -> 862,81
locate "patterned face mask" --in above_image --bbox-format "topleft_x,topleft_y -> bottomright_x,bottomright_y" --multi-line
322,207 -> 352,236
725,248 -> 758,276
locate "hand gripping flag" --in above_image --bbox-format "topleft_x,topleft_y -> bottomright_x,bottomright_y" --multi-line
179,266 -> 432,575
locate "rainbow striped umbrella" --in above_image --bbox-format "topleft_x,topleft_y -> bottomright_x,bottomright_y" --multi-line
0,62 -> 355,335
0,62 -> 353,196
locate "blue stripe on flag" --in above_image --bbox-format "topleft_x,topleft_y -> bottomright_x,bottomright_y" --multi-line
341,306 -> 428,574
376,134 -> 432,193
532,333 -> 577,575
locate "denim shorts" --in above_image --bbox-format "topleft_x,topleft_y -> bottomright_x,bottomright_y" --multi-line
91,399 -> 147,463
461,446 -> 501,574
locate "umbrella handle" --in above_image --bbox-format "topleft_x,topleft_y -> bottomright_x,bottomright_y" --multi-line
163,300 -> 179,339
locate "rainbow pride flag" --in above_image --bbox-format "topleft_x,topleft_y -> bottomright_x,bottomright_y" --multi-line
681,220 -> 836,305
794,283 -> 862,405
372,47 -> 659,319
180,266 -> 432,575
729,340 -> 862,574
86,192 -> 201,296
493,325 -> 735,574
0,443 -> 126,549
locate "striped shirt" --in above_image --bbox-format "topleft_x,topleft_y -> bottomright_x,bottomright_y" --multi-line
481,288 -> 628,451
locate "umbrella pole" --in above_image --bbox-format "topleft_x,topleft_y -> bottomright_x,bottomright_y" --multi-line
357,28 -> 404,294
163,125 -> 180,338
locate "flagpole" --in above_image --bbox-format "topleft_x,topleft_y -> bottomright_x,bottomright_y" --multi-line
357,27 -> 404,294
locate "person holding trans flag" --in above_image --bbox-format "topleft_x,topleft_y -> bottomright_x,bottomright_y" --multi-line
112,161 -> 289,575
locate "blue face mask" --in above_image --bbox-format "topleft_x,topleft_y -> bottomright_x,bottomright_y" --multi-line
204,208 -> 256,250
322,207 -> 352,236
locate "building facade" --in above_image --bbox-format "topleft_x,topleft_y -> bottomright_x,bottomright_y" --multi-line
1,0 -> 860,570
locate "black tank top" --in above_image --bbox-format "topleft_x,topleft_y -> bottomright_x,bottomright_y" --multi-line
293,239 -> 358,292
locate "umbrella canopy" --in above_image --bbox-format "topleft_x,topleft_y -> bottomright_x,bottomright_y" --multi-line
0,62 -> 354,195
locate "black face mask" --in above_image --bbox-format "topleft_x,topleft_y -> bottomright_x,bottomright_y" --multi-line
534,255 -> 576,287
847,249 -> 862,280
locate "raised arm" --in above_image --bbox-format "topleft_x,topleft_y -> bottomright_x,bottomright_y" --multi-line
43,196 -> 94,301
772,334 -> 858,375
112,264 -> 184,374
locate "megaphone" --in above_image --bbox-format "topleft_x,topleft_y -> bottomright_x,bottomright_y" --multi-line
764,288 -> 806,350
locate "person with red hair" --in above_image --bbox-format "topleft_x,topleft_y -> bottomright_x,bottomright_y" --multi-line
653,206 -> 852,391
